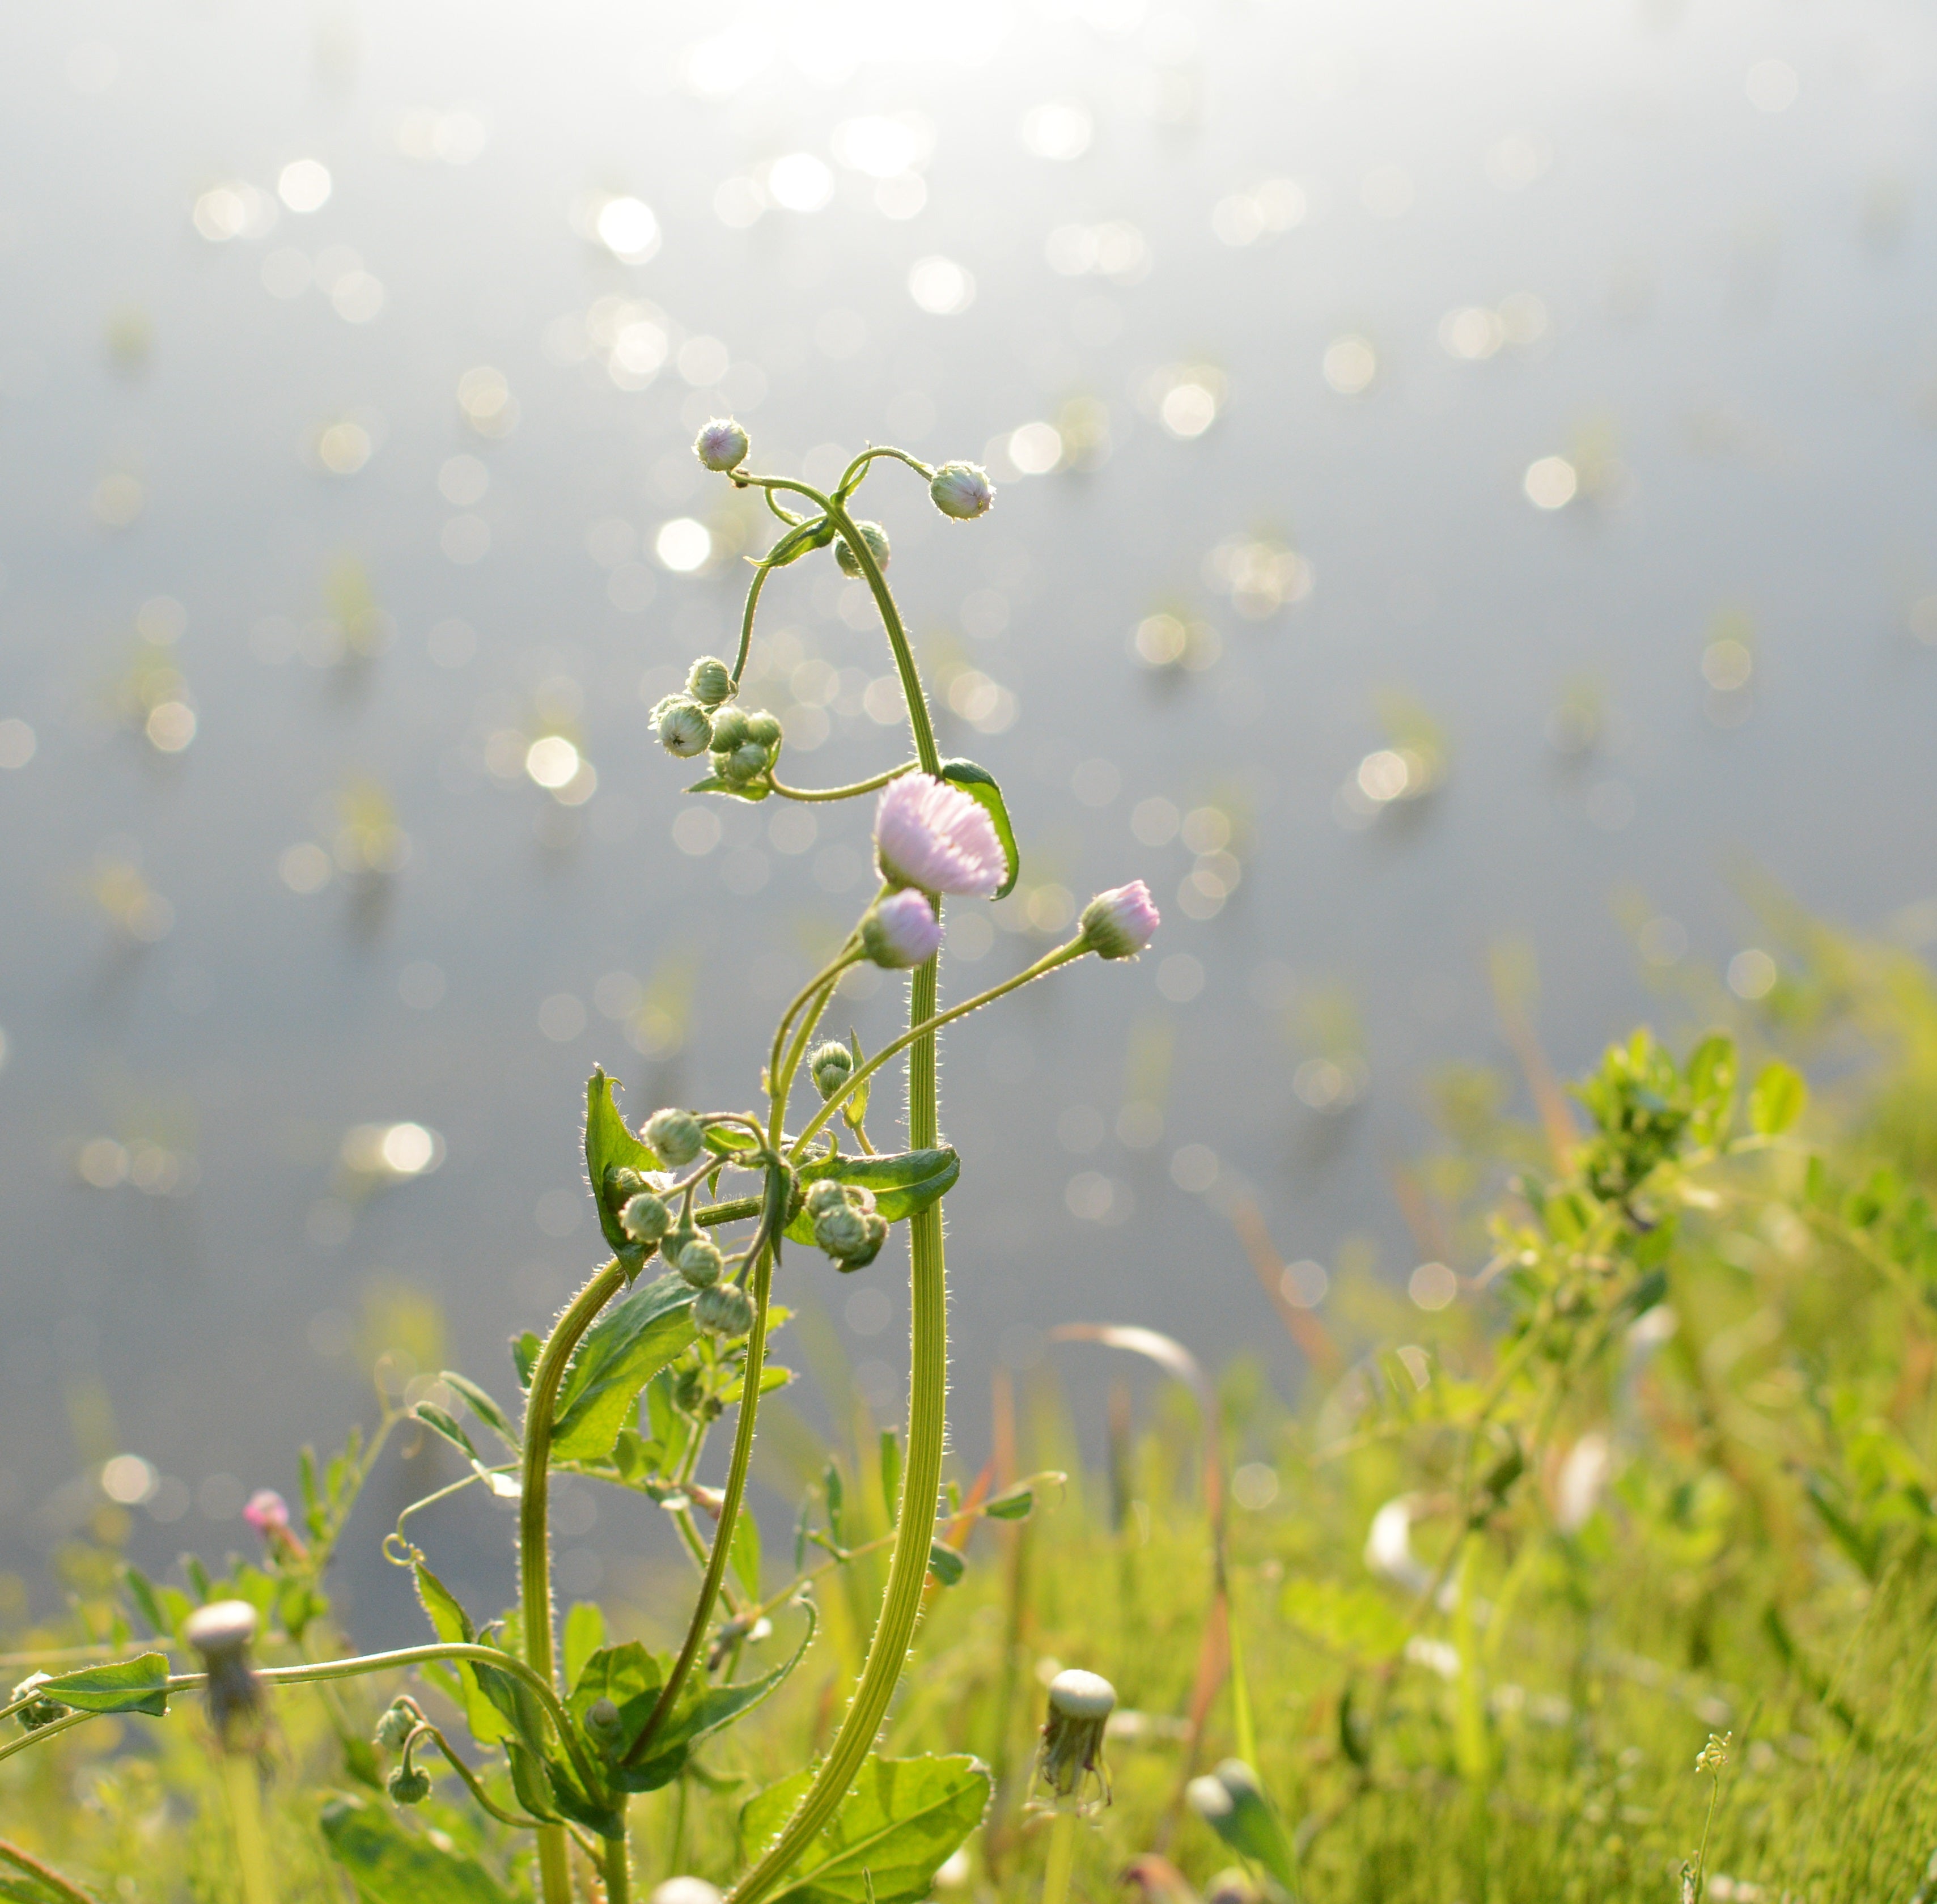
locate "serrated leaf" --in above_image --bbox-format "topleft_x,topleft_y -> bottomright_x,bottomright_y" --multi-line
1749,1059 -> 1807,1137
551,1274 -> 697,1465
319,1795 -> 516,1904
740,1753 -> 992,1904
37,1651 -> 170,1718
584,1068 -> 661,1263
939,759 -> 1019,900
440,1373 -> 519,1451
784,1150 -> 961,1246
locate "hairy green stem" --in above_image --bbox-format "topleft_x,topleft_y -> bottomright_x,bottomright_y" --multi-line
605,1833 -> 633,1904
625,1240 -> 775,1767
731,562 -> 773,685
522,1258 -> 632,1903
1040,1807 -> 1078,1904
766,761 -> 917,803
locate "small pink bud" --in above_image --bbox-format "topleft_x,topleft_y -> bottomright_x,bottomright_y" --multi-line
1080,881 -> 1160,960
243,1489 -> 290,1535
861,888 -> 943,969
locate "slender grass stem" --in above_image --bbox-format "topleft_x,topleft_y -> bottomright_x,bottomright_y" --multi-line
1040,1808 -> 1078,1904
222,1754 -> 278,1904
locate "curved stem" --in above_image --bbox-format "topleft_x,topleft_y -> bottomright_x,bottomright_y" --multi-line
765,762 -> 918,804
0,1709 -> 92,1765
769,947 -> 862,1133
773,967 -> 856,1143
791,944 -> 1088,1159
837,446 -> 935,493
731,563 -> 773,686
0,1837 -> 98,1904
521,1258 -> 632,1903
418,1723 -> 549,1830
625,1239 -> 776,1768
824,495 -> 940,775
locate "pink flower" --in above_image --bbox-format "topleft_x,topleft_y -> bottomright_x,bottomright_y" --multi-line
875,773 -> 1005,898
1079,881 -> 1160,960
243,1489 -> 290,1535
861,888 -> 943,969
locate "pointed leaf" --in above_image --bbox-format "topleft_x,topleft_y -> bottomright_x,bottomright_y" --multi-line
939,760 -> 1019,899
319,1795 -> 516,1904
413,1403 -> 480,1464
785,1150 -> 960,1246
550,1274 -> 698,1465
412,1563 -> 514,1749
37,1652 -> 170,1718
754,516 -> 838,571
685,773 -> 771,802
440,1373 -> 519,1451
511,1332 -> 541,1391
585,1067 -> 662,1262
1749,1059 -> 1807,1137
740,1752 -> 991,1904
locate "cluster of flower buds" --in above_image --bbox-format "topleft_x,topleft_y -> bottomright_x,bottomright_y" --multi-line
809,1039 -> 853,1100
704,705 -> 783,790
643,1108 -> 704,1168
694,1282 -> 756,1337
833,520 -> 891,578
804,1179 -> 887,1270
651,651 -> 744,763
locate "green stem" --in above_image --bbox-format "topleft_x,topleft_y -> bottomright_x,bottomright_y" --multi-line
417,1723 -> 549,1830
766,762 -> 917,803
791,944 -> 1088,1159
769,948 -> 861,1131
522,1258 -> 632,1904
837,446 -> 935,493
223,1754 -> 279,1904
0,1710 -> 92,1765
1040,1807 -> 1078,1904
625,1239 -> 776,1769
605,1833 -> 633,1904
0,1838 -> 98,1904
730,480 -> 951,1904
731,563 -> 773,685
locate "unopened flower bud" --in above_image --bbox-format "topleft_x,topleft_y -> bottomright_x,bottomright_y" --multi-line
651,1882 -> 724,1904
387,1763 -> 432,1805
606,1165 -> 650,1206
693,417 -> 750,473
815,1205 -> 867,1256
672,1236 -> 724,1289
708,707 -> 749,755
185,1600 -> 262,1749
833,520 -> 891,578
587,1696 -> 622,1744
1079,881 -> 1160,961
862,889 -> 943,969
243,1489 -> 289,1536
687,656 -> 734,709
694,1282 -> 756,1338
930,461 -> 994,521
1039,1668 -> 1116,1806
643,1109 -> 703,1168
808,1041 -> 854,1100
621,1191 -> 671,1244
654,696 -> 713,759
803,1178 -> 847,1216
742,710 -> 782,748
374,1701 -> 418,1753
10,1673 -> 66,1731
726,740 -> 770,783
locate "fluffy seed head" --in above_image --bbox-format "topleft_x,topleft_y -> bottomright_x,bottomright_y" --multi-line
930,461 -> 995,521
693,417 -> 749,472
875,773 -> 1006,898
1079,881 -> 1160,960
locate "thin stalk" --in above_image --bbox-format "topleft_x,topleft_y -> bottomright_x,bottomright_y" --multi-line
837,446 -> 935,491
1040,1808 -> 1078,1904
416,1723 -> 549,1830
766,762 -> 917,803
791,944 -> 1089,1159
0,1839 -> 98,1904
222,1755 -> 278,1904
769,947 -> 861,1126
605,1833 -> 633,1904
522,1258 -> 632,1904
625,1239 -> 777,1768
730,483 -> 948,1904
731,563 -> 773,684
0,1709 -> 91,1765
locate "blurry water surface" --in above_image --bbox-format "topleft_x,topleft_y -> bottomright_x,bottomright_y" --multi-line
3,0 -> 1935,1622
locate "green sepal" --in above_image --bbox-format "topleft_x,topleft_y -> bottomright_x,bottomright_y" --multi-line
35,1651 -> 171,1718
585,1068 -> 660,1269
938,758 -> 1020,899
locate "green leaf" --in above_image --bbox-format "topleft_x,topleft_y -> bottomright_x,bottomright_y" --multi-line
879,1431 -> 902,1529
1685,1033 -> 1737,1146
939,759 -> 1020,900
785,1150 -> 961,1246
37,1651 -> 169,1718
1749,1059 -> 1807,1137
319,1795 -> 516,1904
413,1402 -> 480,1464
1187,1759 -> 1297,1893
740,1753 -> 992,1904
412,1563 -> 512,1749
684,772 -> 770,802
755,516 -> 838,571
585,1068 -> 661,1263
512,1331 -> 541,1391
563,1602 -> 607,1692
925,1543 -> 964,1587
551,1273 -> 697,1465
715,1364 -> 796,1407
982,1487 -> 1034,1521
440,1372 -> 519,1451
732,1509 -> 762,1603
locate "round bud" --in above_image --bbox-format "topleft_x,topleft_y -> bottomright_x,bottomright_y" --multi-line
803,1178 -> 847,1216
742,710 -> 783,748
654,696 -> 713,759
694,1282 -> 755,1338
587,1697 -> 622,1742
621,1192 -> 671,1244
808,1042 -> 853,1100
1079,881 -> 1160,961
709,707 -> 751,756
861,1212 -> 888,1253
833,521 -> 891,578
643,1108 -> 704,1169
693,417 -> 750,473
387,1763 -> 431,1805
606,1165 -> 649,1207
727,741 -> 770,782
815,1206 -> 867,1257
374,1701 -> 417,1753
10,1673 -> 66,1732
686,656 -> 734,709
672,1237 -> 724,1289
930,461 -> 995,521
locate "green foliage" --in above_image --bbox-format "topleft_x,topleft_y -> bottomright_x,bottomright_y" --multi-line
786,1148 -> 961,1248
937,760 -> 1020,898
319,1796 -> 515,1904
549,1274 -> 697,1464
33,1654 -> 169,1719
584,1068 -> 662,1266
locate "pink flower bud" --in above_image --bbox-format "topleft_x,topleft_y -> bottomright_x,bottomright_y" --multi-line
874,773 -> 1006,898
243,1489 -> 290,1535
1079,881 -> 1160,960
861,888 -> 943,969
